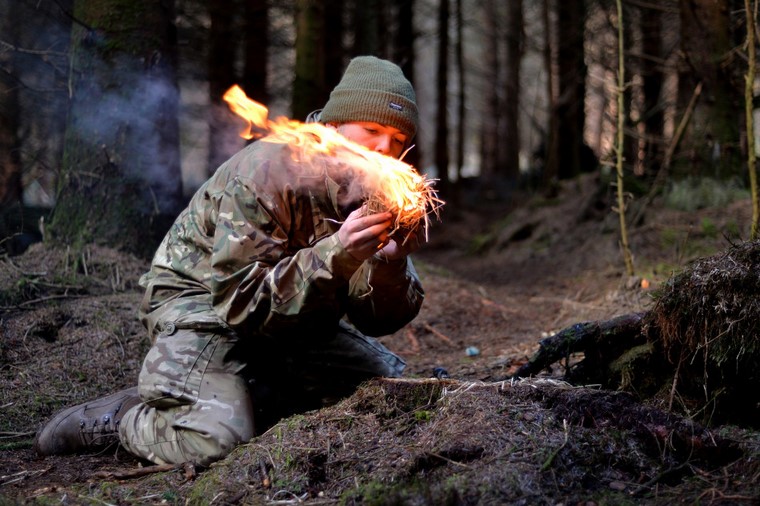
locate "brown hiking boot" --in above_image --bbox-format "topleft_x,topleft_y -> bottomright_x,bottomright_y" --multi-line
34,387 -> 141,456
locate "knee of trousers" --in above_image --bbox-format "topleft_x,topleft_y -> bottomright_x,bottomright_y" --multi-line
177,418 -> 254,466
119,400 -> 255,466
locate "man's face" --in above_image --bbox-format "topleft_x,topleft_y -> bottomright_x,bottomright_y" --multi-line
336,122 -> 408,159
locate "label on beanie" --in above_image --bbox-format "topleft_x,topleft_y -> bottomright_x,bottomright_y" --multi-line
389,102 -> 404,111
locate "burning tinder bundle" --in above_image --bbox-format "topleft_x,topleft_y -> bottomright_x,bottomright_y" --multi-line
223,85 -> 443,242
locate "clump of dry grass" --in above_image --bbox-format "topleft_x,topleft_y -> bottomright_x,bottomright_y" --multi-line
647,240 -> 760,427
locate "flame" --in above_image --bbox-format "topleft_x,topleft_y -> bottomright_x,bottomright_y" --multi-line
222,85 -> 443,243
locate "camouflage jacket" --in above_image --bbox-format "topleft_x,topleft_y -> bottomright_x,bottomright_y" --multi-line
138,139 -> 424,342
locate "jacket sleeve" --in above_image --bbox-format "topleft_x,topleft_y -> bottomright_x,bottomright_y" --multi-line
345,256 -> 424,336
209,175 -> 364,338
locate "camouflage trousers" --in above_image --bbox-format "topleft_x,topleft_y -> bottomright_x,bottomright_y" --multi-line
118,320 -> 405,466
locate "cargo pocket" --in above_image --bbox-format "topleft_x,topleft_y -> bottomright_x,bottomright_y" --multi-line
138,325 -> 222,408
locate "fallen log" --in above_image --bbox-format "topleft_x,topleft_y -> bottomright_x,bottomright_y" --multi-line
511,311 -> 648,384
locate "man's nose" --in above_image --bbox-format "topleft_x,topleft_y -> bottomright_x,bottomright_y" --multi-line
374,135 -> 392,155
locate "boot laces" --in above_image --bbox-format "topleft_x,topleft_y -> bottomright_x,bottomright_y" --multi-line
78,403 -> 123,447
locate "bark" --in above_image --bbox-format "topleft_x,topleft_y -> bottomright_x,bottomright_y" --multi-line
324,0 -> 345,91
393,0 -> 420,170
208,1 -> 239,171
501,0 -> 522,182
480,0 -> 499,181
351,0 -> 381,57
541,0 -> 559,190
677,0 -> 742,179
454,0 -> 465,184
640,4 -> 664,177
0,0 -> 22,207
293,0 -> 327,120
555,0 -> 587,179
243,0 -> 269,104
512,312 -> 647,381
435,0 -> 451,195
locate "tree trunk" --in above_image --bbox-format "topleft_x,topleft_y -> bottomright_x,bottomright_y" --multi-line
480,0 -> 499,184
501,0 -> 522,182
324,0 -> 345,91
243,0 -> 269,105
678,0 -> 742,179
52,0 -> 182,257
454,0 -> 465,184
555,0 -> 587,179
640,4 -> 664,178
393,0 -> 420,170
0,0 -> 22,207
293,0 -> 327,120
208,1 -> 239,171
351,0 -> 381,57
435,0 -> 451,196
541,0 -> 559,191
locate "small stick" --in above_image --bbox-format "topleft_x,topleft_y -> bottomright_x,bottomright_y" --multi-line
90,462 -> 195,481
422,323 -> 456,347
405,328 -> 421,354
260,458 -> 271,488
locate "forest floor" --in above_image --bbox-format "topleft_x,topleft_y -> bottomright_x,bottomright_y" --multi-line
1,173 -> 759,505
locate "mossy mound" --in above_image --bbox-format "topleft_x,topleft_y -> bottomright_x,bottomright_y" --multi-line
646,240 -> 760,427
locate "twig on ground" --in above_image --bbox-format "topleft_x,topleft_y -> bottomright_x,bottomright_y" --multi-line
422,323 -> 456,347
405,328 -> 421,354
90,462 -> 196,482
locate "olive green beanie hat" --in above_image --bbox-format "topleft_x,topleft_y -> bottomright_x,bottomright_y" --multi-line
320,56 -> 418,141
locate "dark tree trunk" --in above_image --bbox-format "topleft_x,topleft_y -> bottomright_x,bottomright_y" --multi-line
454,0 -> 465,184
555,0 -> 587,179
293,0 -> 327,120
393,0 -> 420,170
678,0 -> 742,179
351,0 -> 381,57
541,0 -> 559,190
52,0 -> 182,257
243,0 -> 269,105
208,1 -> 239,171
640,4 -> 664,177
480,0 -> 499,183
0,0 -> 22,207
435,0 -> 451,196
501,0 -> 522,182
324,0 -> 345,91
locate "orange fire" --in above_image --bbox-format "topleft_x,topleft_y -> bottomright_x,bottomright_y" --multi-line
222,85 -> 443,243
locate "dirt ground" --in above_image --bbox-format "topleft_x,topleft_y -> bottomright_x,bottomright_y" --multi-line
1,174 -> 759,504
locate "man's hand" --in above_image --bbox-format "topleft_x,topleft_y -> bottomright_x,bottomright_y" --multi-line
338,207 -> 393,261
375,229 -> 422,261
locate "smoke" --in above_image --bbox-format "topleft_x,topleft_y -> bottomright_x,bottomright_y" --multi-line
69,66 -> 182,213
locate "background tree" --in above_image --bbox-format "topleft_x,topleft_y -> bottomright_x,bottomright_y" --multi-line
394,0 -> 420,170
501,0 -> 523,183
479,0 -> 500,190
555,0 -> 589,180
639,2 -> 667,178
351,0 -> 382,57
208,1 -> 239,171
0,0 -> 22,207
50,0 -> 182,256
454,0 -> 465,188
243,0 -> 270,105
541,0 -> 559,191
293,0 -> 328,120
677,0 -> 743,179
435,0 -> 451,197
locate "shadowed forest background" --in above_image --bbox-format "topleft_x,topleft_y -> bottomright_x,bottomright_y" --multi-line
3,0 -> 758,257
2,0 -> 760,504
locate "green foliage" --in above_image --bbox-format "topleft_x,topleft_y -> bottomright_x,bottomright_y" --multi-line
700,217 -> 718,238
665,177 -> 750,212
